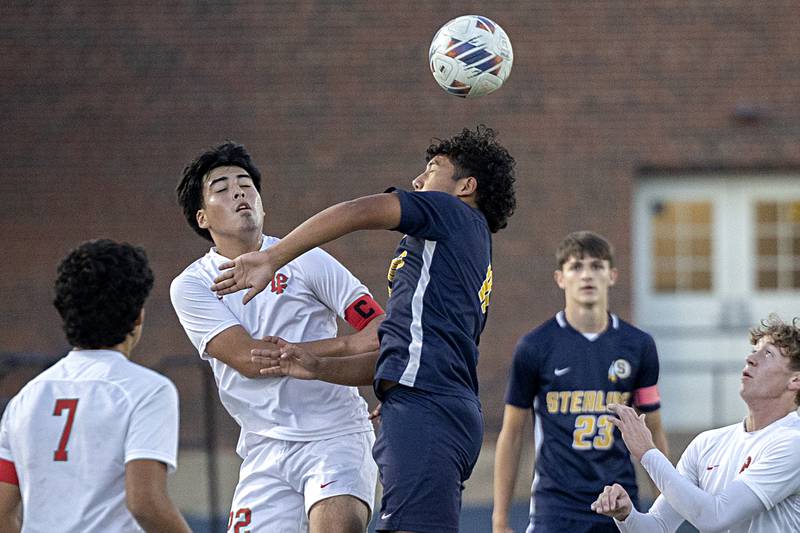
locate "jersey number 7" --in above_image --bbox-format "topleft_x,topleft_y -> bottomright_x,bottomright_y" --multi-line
53,398 -> 79,461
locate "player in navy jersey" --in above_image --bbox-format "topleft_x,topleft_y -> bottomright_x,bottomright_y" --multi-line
492,231 -> 669,533
210,125 -> 516,533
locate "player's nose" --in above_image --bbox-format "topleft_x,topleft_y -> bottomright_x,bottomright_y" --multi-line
412,174 -> 425,191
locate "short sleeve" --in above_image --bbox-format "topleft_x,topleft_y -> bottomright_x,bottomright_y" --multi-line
739,435 -> 800,509
633,334 -> 661,412
125,380 -> 180,473
0,402 -> 14,462
170,272 -> 241,358
504,335 -> 540,408
393,190 -> 474,241
296,248 -> 371,320
675,433 -> 702,488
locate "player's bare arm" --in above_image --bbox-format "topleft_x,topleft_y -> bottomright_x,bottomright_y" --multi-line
211,193 -> 402,303
643,409 -> 669,459
0,481 -> 21,533
206,325 -> 294,379
492,405 -> 529,533
253,341 -> 379,386
125,460 -> 191,533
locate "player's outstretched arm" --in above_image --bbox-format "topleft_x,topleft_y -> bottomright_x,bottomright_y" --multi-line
125,460 -> 191,533
609,403 -> 770,530
0,481 -> 21,533
252,342 -> 379,386
211,193 -> 401,303
492,405 -> 528,533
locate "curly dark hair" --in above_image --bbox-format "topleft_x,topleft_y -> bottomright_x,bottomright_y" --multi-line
177,141 -> 262,242
425,125 -> 516,233
53,239 -> 154,349
750,314 -> 800,405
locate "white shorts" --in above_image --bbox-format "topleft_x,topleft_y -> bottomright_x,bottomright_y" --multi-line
227,430 -> 377,532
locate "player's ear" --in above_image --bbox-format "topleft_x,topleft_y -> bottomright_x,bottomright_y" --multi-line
609,267 -> 619,287
788,372 -> 800,393
197,209 -> 208,229
134,308 -> 145,326
554,269 -> 565,289
458,176 -> 478,197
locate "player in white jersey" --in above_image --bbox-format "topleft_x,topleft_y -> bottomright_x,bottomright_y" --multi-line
591,315 -> 800,532
0,239 -> 190,533
172,142 -> 383,533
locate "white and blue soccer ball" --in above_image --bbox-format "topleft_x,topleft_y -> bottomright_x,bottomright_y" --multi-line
429,15 -> 513,98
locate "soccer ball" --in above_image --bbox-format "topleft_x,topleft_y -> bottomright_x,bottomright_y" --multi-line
429,15 -> 513,98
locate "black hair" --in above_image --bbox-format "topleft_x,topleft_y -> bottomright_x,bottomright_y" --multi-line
425,125 -> 516,233
53,239 -> 154,349
177,141 -> 262,241
556,231 -> 615,269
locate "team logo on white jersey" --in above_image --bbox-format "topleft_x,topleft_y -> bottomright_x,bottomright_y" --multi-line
607,359 -> 631,382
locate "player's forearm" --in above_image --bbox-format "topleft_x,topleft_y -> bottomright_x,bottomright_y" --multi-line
297,315 -> 383,358
315,351 -> 379,386
133,503 -> 191,533
641,449 -> 765,530
492,428 -> 524,524
267,194 -> 401,270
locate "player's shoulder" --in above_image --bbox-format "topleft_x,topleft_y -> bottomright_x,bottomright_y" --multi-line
613,315 -> 654,339
690,420 -> 742,451
514,316 -> 560,353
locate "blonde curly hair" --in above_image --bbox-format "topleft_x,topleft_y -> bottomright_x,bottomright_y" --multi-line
750,314 -> 800,406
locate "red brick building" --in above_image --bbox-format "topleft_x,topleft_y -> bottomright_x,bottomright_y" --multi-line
2,2 -> 799,444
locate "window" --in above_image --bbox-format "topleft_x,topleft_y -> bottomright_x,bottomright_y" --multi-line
755,201 -> 800,290
650,200 -> 713,292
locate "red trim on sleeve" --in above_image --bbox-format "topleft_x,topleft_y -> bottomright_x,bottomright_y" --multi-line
634,384 -> 661,407
0,459 -> 18,486
344,295 -> 384,331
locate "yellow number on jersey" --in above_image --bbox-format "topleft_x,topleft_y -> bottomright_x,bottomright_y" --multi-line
478,264 -> 493,313
572,414 -> 615,450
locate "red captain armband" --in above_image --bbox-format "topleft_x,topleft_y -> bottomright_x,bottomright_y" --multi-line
0,459 -> 18,486
634,384 -> 661,410
344,295 -> 384,331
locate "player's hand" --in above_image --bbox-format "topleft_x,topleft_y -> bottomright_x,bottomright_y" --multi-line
211,250 -> 276,304
251,341 -> 320,381
368,403 -> 382,421
590,483 -> 633,521
607,403 -> 656,461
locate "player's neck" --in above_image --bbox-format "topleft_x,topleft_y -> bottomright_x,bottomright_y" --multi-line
563,305 -> 608,334
213,232 -> 263,260
745,400 -> 796,432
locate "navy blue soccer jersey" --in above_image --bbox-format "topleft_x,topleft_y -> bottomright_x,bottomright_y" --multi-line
505,311 -> 661,522
375,190 -> 493,400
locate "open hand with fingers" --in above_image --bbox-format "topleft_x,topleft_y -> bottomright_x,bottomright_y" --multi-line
211,250 -> 276,304
607,403 -> 656,461
251,337 -> 321,380
590,483 -> 633,521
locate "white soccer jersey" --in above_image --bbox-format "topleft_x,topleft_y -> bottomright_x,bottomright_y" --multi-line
170,235 -> 373,456
0,349 -> 179,533
676,411 -> 800,532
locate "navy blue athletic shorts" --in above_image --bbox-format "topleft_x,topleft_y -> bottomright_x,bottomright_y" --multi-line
373,385 -> 483,533
531,515 -> 620,533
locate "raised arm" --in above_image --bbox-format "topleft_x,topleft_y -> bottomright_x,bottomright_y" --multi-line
212,193 -> 402,303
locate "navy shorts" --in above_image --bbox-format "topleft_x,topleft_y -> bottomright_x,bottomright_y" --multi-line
372,385 -> 483,533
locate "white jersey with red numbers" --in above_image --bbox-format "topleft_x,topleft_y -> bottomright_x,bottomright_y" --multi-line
0,349 -> 179,533
170,235 -> 375,457
677,411 -> 800,532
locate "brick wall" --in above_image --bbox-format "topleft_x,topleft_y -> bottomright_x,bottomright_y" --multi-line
2,1 -> 799,435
